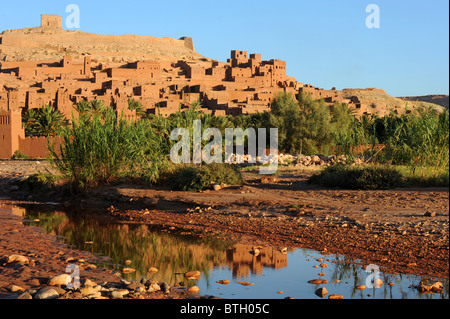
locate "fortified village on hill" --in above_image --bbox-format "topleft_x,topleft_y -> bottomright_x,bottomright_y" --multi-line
0,14 -> 392,158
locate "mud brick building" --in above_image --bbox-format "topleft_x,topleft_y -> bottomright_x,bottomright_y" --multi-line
0,14 -> 384,158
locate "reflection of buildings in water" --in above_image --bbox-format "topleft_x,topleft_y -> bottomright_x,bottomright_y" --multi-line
0,204 -> 26,217
226,244 -> 288,279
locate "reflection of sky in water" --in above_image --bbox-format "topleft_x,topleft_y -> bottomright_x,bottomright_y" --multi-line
1,203 -> 448,300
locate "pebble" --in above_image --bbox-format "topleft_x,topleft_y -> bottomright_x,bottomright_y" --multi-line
80,286 -> 94,296
111,291 -> 124,299
17,291 -> 33,299
374,279 -> 383,288
148,283 -> 161,292
160,282 -> 171,293
315,287 -> 328,297
184,271 -> 201,280
34,288 -> 59,300
216,280 -> 230,285
48,274 -> 72,286
188,286 -> 200,293
122,268 -> 136,274
356,285 -> 366,290
10,285 -> 25,292
7,254 -> 29,264
328,294 -> 344,299
237,282 -> 254,286
147,267 -> 158,274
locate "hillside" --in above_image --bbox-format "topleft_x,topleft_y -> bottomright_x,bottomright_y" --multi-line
399,95 -> 449,110
337,88 -> 446,116
0,26 -> 205,64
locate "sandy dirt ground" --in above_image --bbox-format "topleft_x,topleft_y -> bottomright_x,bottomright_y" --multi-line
0,160 -> 448,299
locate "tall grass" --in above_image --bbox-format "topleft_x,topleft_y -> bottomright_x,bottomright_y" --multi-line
49,107 -> 168,189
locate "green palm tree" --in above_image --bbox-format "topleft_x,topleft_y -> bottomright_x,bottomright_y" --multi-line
37,104 -> 65,137
23,105 -> 65,137
23,109 -> 41,137
128,98 -> 147,119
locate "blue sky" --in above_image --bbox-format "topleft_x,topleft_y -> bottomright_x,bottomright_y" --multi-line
0,0 -> 448,97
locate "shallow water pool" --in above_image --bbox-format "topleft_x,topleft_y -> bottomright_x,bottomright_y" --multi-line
1,203 -> 448,299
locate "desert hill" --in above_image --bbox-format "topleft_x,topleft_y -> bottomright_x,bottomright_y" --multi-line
0,25 -> 205,64
399,95 -> 449,110
337,88 -> 446,116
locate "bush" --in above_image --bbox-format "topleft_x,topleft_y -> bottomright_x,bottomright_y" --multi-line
165,163 -> 244,191
24,173 -> 64,192
49,108 -> 168,190
309,165 -> 404,190
12,150 -> 30,159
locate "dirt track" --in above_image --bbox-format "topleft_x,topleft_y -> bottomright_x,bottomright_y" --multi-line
0,160 -> 448,299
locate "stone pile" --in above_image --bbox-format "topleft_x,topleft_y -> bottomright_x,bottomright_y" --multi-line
12,275 -> 184,300
4,254 -> 201,300
232,153 -> 354,167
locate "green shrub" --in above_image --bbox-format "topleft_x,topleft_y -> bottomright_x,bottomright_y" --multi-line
165,163 -> 244,191
309,165 -> 404,190
12,150 -> 30,159
24,173 -> 63,191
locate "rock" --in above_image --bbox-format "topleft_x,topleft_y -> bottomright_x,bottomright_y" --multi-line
160,282 -> 170,293
213,185 -> 221,191
328,294 -> 344,299
10,285 -> 25,292
87,292 -> 102,299
147,267 -> 158,274
417,281 -> 440,293
216,280 -> 230,285
315,287 -> 328,297
122,268 -> 136,274
17,291 -> 33,299
83,279 -> 95,287
431,282 -> 444,293
356,285 -> 366,290
188,286 -> 200,293
80,286 -> 94,296
34,288 -> 59,300
374,279 -> 383,288
111,291 -> 124,299
48,274 -> 71,286
424,211 -> 436,217
135,286 -> 146,293
127,281 -> 145,291
308,279 -> 327,285
7,254 -> 29,264
184,271 -> 201,280
237,282 -> 254,286
148,283 -> 161,292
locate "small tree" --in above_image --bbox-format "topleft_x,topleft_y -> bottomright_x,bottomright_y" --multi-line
23,105 -> 65,137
